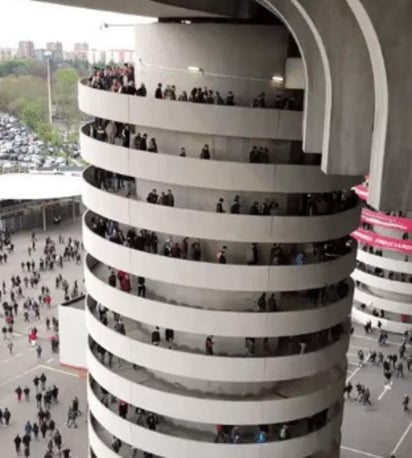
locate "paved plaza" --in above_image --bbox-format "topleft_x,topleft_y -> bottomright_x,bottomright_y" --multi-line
0,218 -> 87,458
341,324 -> 412,458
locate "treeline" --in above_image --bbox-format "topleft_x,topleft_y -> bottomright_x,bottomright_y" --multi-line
0,58 -> 89,79
0,61 -> 83,146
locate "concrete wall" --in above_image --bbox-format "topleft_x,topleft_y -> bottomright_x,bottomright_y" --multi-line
135,23 -> 289,105
0,201 -> 82,233
285,57 -> 305,89
59,302 -> 87,369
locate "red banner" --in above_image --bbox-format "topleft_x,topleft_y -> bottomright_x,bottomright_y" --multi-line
353,185 -> 368,201
352,228 -> 412,255
361,208 -> 412,233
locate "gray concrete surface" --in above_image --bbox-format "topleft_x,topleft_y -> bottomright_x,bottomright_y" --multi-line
341,323 -> 412,458
0,218 -> 87,458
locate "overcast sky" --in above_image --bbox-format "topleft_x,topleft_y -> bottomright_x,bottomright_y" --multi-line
0,0 -> 156,50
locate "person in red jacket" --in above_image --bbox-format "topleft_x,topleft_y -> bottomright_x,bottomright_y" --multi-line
44,295 -> 51,308
120,274 -> 131,293
15,386 -> 22,402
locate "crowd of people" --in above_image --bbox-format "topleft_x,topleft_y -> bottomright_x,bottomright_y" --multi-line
92,287 -> 347,359
89,211 -> 353,267
12,371 -> 79,458
357,258 -> 412,285
87,64 -> 303,111
89,116 -> 320,168
89,371 -> 336,448
103,258 -> 349,311
0,227 -> 86,457
146,189 -> 175,206
344,326 -> 412,423
90,159 -> 358,219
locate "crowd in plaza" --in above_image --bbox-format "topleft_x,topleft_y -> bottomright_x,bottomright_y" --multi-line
0,232 -> 85,356
87,64 -> 302,110
12,371 -> 80,458
344,324 -> 412,417
0,227 -> 86,457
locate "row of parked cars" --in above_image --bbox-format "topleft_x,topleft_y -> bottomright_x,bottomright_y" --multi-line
0,115 -> 80,172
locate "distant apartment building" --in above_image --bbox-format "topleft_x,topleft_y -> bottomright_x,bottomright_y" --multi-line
0,48 -> 17,61
87,48 -> 135,66
34,48 -> 48,62
74,42 -> 89,61
18,41 -> 35,59
63,51 -> 76,61
87,49 -> 106,65
106,49 -> 135,64
46,41 -> 64,61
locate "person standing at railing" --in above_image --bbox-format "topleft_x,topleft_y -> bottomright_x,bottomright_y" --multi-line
105,121 -> 116,145
155,83 -> 163,99
136,83 -> 147,96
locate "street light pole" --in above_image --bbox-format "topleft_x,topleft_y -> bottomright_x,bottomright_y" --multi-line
44,50 -> 53,124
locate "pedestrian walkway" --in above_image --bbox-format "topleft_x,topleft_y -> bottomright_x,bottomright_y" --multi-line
342,323 -> 412,458
0,219 -> 87,457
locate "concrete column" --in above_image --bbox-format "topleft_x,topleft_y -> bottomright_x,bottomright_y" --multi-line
293,0 -> 374,176
346,0 -> 412,212
72,199 -> 77,221
42,205 -> 47,232
257,0 -> 325,153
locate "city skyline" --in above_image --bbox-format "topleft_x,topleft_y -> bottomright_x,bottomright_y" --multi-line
0,0 -> 156,51
4,39 -> 135,52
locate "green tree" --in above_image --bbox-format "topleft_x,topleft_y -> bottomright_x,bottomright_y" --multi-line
0,59 -> 49,79
67,130 -> 79,144
0,75 -> 47,110
53,67 -> 80,132
21,100 -> 47,130
36,122 -> 62,146
65,59 -> 90,78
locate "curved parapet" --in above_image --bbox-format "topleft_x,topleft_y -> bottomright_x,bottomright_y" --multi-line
83,167 -> 360,244
83,217 -> 356,292
79,80 -> 303,141
87,344 -> 345,425
88,380 -> 341,458
352,183 -> 412,332
87,303 -> 349,383
85,257 -> 352,338
80,125 -> 360,194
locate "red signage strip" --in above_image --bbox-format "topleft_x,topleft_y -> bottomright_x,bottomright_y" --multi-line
361,208 -> 412,233
352,228 -> 412,255
353,185 -> 368,201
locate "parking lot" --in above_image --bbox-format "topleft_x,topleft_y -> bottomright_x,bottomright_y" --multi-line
0,114 -> 80,173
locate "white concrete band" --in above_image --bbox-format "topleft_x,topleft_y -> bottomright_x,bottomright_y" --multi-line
85,257 -> 352,338
88,381 -> 341,458
82,170 -> 361,244
80,126 -> 360,194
